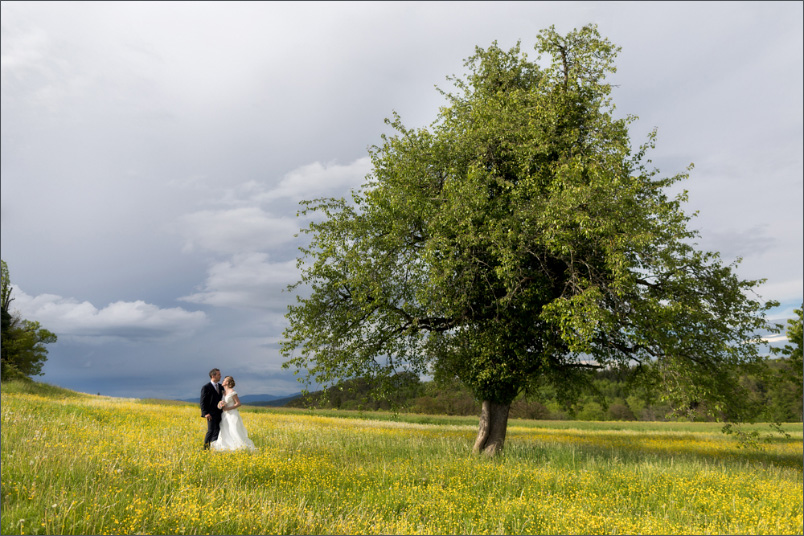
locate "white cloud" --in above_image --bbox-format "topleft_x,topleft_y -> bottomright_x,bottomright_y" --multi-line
178,207 -> 299,255
0,24 -> 49,76
179,252 -> 299,310
10,287 -> 207,343
757,280 -> 804,308
174,158 -> 371,256
763,334 -> 789,345
261,158 -> 372,202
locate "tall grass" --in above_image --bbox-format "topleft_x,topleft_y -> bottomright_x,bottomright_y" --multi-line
2,381 -> 801,534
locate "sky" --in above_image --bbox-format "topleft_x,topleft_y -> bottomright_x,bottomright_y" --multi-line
1,1 -> 802,401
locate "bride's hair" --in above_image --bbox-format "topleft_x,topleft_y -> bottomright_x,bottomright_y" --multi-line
223,376 -> 235,388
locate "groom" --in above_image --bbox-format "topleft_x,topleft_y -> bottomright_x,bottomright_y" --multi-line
200,368 -> 224,450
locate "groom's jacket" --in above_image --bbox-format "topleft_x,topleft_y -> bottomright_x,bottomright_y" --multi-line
200,382 -> 224,418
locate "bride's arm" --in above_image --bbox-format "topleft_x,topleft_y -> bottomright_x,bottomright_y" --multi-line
225,393 -> 242,411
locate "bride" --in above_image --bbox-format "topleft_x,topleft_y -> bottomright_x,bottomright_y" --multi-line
210,376 -> 257,451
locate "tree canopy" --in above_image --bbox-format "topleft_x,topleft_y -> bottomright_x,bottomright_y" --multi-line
281,25 -> 779,455
774,308 -> 802,373
1,260 -> 57,381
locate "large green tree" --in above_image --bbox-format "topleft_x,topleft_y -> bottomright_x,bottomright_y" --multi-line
1,260 -> 57,380
767,307 -> 804,420
281,25 -> 778,454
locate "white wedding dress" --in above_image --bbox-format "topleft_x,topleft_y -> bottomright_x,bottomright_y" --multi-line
211,390 -> 256,451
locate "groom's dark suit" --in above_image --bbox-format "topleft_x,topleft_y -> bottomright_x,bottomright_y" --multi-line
200,380 -> 224,449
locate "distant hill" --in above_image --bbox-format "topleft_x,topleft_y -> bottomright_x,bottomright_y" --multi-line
245,393 -> 304,407
178,392 -> 303,406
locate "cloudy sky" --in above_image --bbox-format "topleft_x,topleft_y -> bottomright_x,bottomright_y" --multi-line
2,2 -> 801,400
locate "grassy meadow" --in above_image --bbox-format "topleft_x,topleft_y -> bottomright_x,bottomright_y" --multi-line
1,380 -> 802,535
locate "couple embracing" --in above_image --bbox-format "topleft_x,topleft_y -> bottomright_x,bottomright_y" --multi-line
200,368 -> 256,451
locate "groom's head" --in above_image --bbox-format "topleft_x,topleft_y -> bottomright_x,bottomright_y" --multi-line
209,368 -> 221,382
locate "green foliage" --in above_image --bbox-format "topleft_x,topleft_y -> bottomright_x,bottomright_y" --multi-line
281,25 -> 779,428
1,259 -> 58,381
410,377 -> 480,416
772,307 -> 803,385
287,371 -> 423,412
576,401 -> 606,421
721,421 -> 792,451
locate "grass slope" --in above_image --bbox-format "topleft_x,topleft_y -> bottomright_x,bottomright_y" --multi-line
2,380 -> 802,534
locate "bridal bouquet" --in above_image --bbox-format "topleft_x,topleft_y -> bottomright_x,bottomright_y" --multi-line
217,400 -> 226,410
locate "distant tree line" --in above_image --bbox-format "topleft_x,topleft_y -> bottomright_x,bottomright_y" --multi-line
287,310 -> 802,423
1,260 -> 57,381
287,360 -> 801,423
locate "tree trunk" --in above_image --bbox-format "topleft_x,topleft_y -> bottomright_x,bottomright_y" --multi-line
473,399 -> 511,456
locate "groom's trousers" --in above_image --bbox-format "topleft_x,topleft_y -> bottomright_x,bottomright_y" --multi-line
204,415 -> 221,448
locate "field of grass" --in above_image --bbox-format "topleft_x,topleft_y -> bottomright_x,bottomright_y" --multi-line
2,380 -> 802,535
